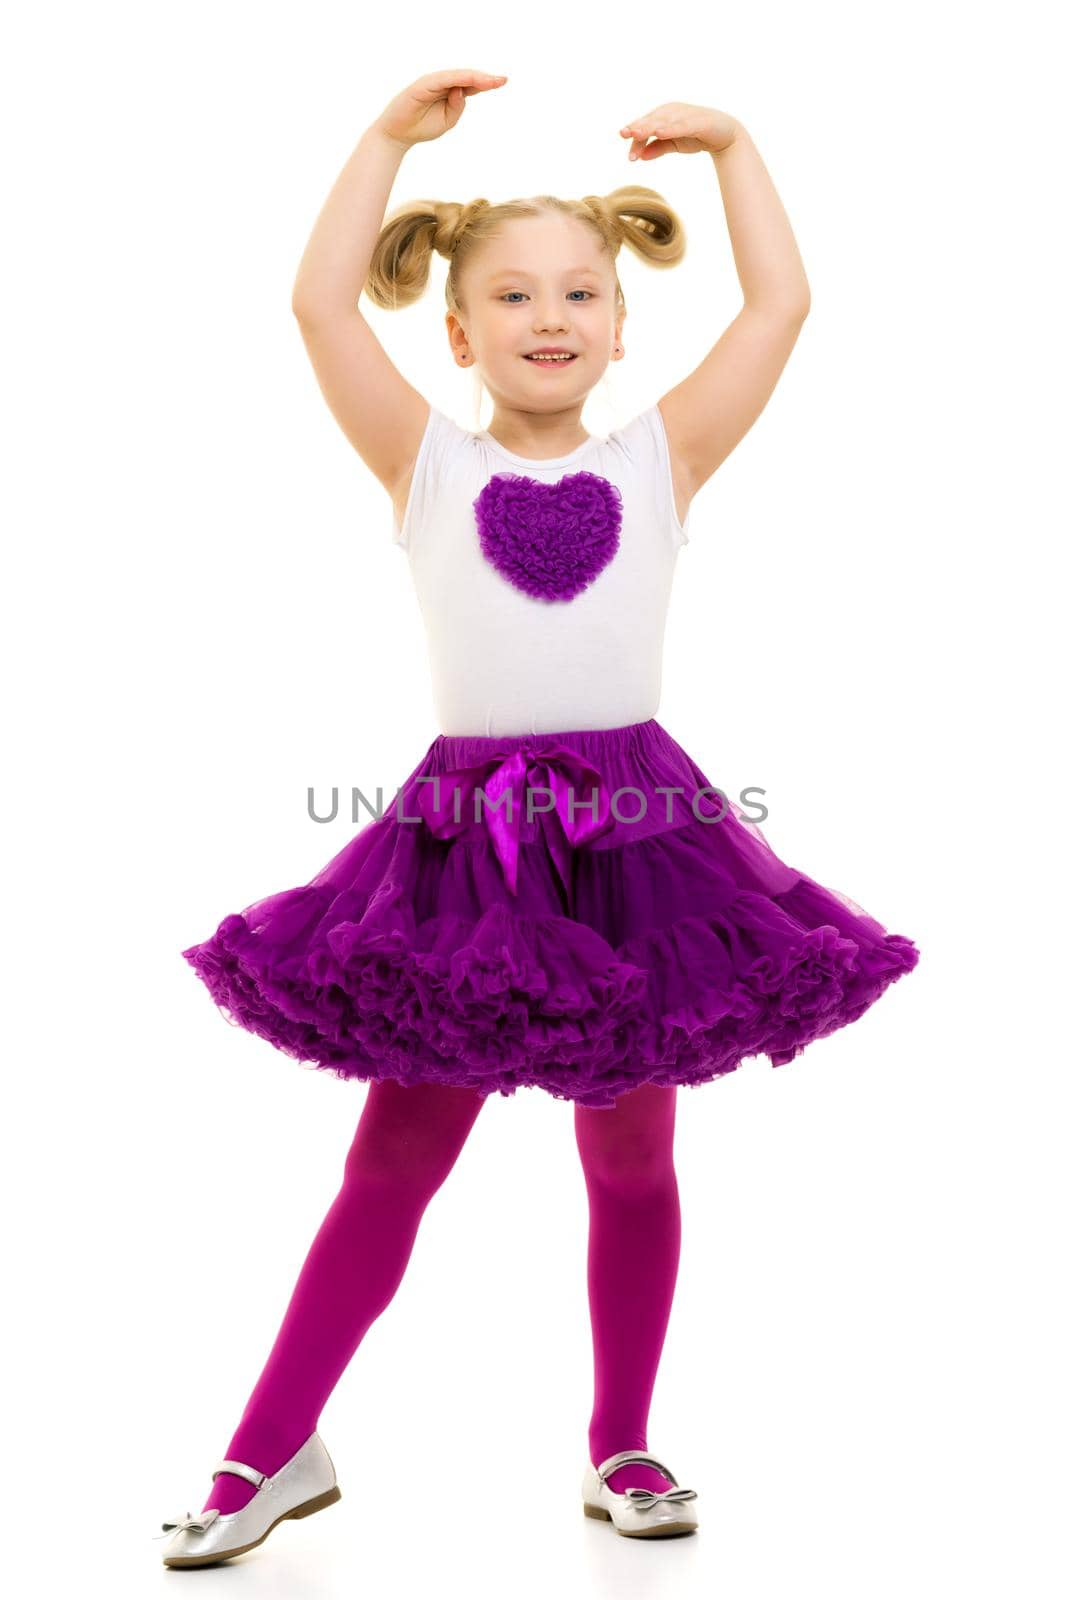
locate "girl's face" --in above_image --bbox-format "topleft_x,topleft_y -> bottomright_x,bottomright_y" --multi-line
450,214 -> 623,406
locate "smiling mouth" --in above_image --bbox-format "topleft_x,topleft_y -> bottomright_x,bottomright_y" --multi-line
522,354 -> 578,363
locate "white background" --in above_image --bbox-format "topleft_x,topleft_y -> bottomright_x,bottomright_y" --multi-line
5,3 -> 1063,1595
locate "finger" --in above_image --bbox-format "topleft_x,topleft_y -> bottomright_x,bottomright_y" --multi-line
621,120 -> 657,159
619,105 -> 669,133
428,69 -> 507,90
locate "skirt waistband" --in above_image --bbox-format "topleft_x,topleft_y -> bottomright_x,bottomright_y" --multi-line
397,716 -> 723,859
429,717 -> 675,773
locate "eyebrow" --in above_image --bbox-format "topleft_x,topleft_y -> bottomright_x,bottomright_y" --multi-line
486,268 -> 603,282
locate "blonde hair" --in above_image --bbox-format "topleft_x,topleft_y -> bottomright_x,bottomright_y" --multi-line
366,184 -> 684,317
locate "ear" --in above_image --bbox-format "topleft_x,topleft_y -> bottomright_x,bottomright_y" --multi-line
445,311 -> 472,365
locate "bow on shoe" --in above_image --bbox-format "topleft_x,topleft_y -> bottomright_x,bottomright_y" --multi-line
154,1507 -> 221,1539
413,742 -> 616,896
623,1485 -> 699,1509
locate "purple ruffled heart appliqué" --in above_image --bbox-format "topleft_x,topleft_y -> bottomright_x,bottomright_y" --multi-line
472,470 -> 623,601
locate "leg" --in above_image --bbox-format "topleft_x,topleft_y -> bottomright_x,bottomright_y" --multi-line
574,1080 -> 682,1498
203,1078 -> 488,1514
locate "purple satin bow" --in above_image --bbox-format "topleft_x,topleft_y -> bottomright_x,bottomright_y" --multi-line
412,742 -> 615,895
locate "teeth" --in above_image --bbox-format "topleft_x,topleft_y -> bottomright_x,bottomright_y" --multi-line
527,353 -> 574,361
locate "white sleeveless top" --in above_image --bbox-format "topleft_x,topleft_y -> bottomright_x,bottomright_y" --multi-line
391,403 -> 690,737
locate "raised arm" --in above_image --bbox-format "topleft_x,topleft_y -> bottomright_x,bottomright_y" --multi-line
620,105 -> 811,512
290,70 -> 507,503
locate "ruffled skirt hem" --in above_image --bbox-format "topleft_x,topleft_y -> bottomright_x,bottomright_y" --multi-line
182,840 -> 919,1111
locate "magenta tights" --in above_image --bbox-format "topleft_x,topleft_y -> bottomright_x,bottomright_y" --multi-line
203,1077 -> 681,1514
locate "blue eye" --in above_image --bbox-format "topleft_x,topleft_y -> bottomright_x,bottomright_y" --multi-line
500,290 -> 594,303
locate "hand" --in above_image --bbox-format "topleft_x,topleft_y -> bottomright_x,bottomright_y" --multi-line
375,68 -> 508,150
619,103 -> 740,160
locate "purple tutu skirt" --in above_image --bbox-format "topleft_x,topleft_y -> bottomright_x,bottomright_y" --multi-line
182,718 -> 920,1109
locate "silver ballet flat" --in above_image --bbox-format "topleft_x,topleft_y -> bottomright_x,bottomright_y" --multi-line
581,1449 -> 699,1538
155,1430 -> 341,1568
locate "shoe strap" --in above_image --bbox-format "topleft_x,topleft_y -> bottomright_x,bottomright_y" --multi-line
596,1449 -> 678,1486
211,1458 -> 268,1488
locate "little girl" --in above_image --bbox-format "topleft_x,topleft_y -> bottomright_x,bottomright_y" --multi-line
160,70 -> 920,1564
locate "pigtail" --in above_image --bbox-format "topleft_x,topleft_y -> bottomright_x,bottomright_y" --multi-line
586,185 -> 687,269
366,196 -> 495,311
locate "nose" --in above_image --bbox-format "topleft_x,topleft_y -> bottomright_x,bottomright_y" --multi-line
533,304 -> 571,332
